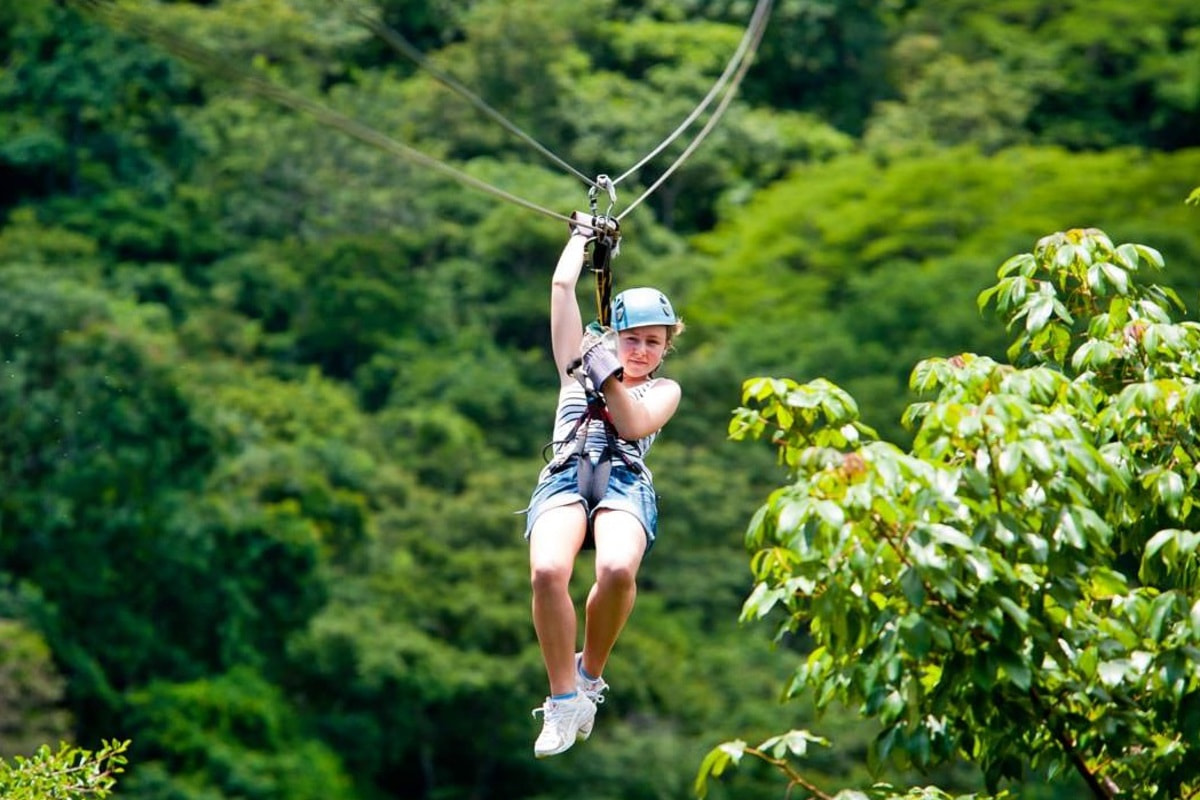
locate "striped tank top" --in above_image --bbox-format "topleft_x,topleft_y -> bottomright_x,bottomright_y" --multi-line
541,380 -> 660,481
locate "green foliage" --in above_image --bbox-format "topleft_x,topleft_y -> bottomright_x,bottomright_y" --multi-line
358,0 -> 476,63
864,43 -> 1035,157
0,2 -> 220,264
0,740 -> 129,800
181,83 -> 441,246
122,669 -> 355,800
708,229 -> 1200,799
0,208 -> 101,271
634,0 -> 890,134
687,146 -> 1200,442
206,234 -> 434,378
369,332 -> 552,457
0,265 -> 220,691
4,2 -> 1200,800
0,617 -> 73,758
887,0 -> 1200,150
0,2 -> 199,199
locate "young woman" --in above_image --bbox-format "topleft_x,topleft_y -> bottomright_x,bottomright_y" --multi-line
523,213 -> 683,758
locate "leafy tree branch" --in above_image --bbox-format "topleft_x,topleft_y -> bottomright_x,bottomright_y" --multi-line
0,740 -> 129,800
703,229 -> 1200,799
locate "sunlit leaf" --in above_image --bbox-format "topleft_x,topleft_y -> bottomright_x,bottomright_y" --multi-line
997,596 -> 1030,631
1026,294 -> 1054,332
1134,244 -> 1165,269
1099,262 -> 1129,294
1098,659 -> 1131,687
1023,439 -> 1053,473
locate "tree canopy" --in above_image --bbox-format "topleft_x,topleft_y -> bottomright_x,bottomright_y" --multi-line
1,1 -> 1198,799
704,228 -> 1200,799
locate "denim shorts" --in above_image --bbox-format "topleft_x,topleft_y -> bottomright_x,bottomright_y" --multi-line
521,460 -> 658,551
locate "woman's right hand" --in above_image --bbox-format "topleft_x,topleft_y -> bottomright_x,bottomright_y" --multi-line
568,210 -> 598,239
568,211 -> 619,241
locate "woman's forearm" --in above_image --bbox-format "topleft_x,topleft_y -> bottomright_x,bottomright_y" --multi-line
549,235 -> 589,375
552,235 -> 588,290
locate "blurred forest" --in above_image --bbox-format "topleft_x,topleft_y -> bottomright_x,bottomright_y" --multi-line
0,1 -> 1198,798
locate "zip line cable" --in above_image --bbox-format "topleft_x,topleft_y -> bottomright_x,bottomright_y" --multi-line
610,0 -> 774,189
76,0 -> 772,232
76,0 -> 578,226
617,0 -> 772,222
340,1 -> 600,191
349,0 -> 775,206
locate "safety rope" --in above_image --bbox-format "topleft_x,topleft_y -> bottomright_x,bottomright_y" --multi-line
610,0 -> 774,190
590,230 -> 616,328
76,0 -> 773,230
342,1 -> 601,191
75,0 -> 579,227
616,0 -> 773,222
586,176 -> 619,327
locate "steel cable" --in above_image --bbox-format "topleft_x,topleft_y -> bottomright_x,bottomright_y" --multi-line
617,0 -> 773,222
343,0 -> 775,222
75,0 -> 579,226
610,0 -> 774,189
77,0 -> 772,230
342,1 -> 601,190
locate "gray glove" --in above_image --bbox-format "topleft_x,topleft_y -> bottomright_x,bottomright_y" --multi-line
580,324 -> 622,390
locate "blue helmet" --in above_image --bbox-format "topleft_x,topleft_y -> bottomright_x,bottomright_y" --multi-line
611,287 -> 677,331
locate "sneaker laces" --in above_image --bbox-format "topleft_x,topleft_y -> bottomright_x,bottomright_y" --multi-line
575,653 -> 609,704
580,674 -> 608,705
531,697 -> 569,720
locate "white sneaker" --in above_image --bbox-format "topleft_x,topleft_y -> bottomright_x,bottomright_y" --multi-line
575,653 -> 609,739
532,693 -> 596,758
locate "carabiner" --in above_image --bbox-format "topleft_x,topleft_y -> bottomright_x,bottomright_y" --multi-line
588,174 -> 618,219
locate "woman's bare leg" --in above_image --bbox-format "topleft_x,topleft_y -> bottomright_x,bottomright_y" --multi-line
529,503 -> 588,695
580,509 -> 647,678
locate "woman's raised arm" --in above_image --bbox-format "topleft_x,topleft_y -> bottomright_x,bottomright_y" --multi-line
549,226 -> 591,383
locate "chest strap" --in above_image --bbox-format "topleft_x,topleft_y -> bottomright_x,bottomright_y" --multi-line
548,388 -> 641,508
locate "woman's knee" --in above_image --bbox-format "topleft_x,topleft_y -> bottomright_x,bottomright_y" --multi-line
595,559 -> 638,593
530,560 -> 572,594
527,503 -> 587,594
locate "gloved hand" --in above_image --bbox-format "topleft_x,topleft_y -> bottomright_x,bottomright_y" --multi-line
568,211 -> 620,244
579,322 -> 622,389
568,210 -> 598,240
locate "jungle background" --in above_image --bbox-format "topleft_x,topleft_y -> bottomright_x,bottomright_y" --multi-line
1,0 -> 1198,798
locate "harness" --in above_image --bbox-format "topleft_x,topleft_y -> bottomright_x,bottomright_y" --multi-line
545,379 -> 643,510
540,176 -> 641,513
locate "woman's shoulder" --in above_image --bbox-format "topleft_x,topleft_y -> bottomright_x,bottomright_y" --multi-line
639,376 -> 680,396
634,377 -> 681,414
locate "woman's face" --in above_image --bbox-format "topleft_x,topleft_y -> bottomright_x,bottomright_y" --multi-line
617,325 -> 670,380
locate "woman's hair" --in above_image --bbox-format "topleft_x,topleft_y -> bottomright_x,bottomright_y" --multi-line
665,319 -> 686,352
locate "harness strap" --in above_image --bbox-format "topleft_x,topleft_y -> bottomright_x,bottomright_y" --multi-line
586,222 -> 618,328
585,178 -> 620,329
547,387 -> 642,501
